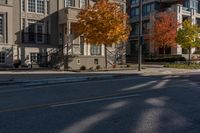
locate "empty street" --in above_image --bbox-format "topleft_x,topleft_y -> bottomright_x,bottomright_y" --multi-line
0,73 -> 200,133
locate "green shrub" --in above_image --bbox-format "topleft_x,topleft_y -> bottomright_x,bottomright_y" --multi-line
164,63 -> 200,69
96,65 -> 101,70
144,56 -> 186,63
80,65 -> 86,70
126,64 -> 131,67
112,64 -> 116,68
13,59 -> 21,68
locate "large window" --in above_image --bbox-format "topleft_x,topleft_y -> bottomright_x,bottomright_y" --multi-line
91,45 -> 101,55
37,0 -> 45,13
22,0 -> 25,11
28,23 -> 36,42
131,7 -> 139,17
65,0 -> 75,7
0,15 -> 3,36
80,0 -> 86,8
30,53 -> 41,64
0,52 -> 5,64
47,0 -> 50,14
183,0 -> 198,10
142,21 -> 150,34
37,24 -> 44,42
131,0 -> 139,5
131,23 -> 139,35
143,3 -> 155,16
0,0 -> 7,4
80,36 -> 84,55
28,0 -> 45,13
26,20 -> 45,43
28,0 -> 36,12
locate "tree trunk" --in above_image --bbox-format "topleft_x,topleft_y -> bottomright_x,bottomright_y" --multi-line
105,45 -> 108,70
188,47 -> 191,66
163,45 -> 166,57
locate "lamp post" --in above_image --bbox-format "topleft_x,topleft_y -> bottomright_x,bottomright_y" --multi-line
138,0 -> 143,71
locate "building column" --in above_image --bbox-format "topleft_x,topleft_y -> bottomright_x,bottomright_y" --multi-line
102,44 -> 105,56
87,44 -> 91,56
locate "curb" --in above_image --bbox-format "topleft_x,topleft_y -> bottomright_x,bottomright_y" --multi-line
0,75 -> 115,87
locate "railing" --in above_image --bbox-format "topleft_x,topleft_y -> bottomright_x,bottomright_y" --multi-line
22,32 -> 50,44
182,7 -> 190,11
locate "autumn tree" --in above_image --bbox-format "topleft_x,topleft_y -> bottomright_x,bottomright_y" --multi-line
75,0 -> 130,69
150,12 -> 179,56
176,20 -> 200,65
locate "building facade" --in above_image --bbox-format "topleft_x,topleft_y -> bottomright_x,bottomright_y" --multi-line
127,0 -> 200,58
0,0 -> 126,69
0,0 -> 14,67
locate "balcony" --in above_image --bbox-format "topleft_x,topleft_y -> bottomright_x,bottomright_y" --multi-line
22,33 -> 49,44
161,0 -> 180,4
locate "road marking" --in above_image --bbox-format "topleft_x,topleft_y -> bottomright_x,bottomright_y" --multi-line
152,79 -> 170,89
50,93 -> 140,108
0,93 -> 140,113
121,81 -> 157,91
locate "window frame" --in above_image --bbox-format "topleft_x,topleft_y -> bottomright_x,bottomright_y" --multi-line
0,15 -> 3,36
91,44 -> 101,56
27,0 -> 45,14
80,0 -> 86,9
0,52 -> 6,64
64,0 -> 75,7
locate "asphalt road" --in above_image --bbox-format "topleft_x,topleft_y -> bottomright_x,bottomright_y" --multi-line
0,73 -> 200,133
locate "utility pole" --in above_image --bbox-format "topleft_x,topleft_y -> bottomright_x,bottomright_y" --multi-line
138,0 -> 143,71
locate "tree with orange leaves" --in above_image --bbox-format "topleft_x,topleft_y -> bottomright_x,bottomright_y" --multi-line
75,0 -> 130,68
150,11 -> 179,56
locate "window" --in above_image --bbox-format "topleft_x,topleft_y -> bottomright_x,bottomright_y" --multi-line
47,0 -> 50,14
22,18 -> 26,32
37,24 -> 43,42
37,0 -> 45,13
30,53 -> 41,63
65,0 -> 75,7
94,59 -> 98,64
80,36 -> 84,55
28,0 -> 45,13
28,23 -> 36,42
0,52 -> 5,63
22,0 -> 25,11
0,0 -> 6,4
131,0 -> 139,5
27,20 -> 45,43
142,21 -> 150,34
80,0 -> 86,8
28,0 -> 36,12
91,45 -> 101,55
73,44 -> 81,55
131,23 -> 139,35
0,15 -> 3,36
131,7 -> 139,17
46,21 -> 49,34
143,3 -> 155,16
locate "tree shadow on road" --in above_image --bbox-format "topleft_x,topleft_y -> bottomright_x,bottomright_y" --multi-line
0,74 -> 200,133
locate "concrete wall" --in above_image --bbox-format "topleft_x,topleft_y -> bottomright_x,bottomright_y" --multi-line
68,56 -> 105,70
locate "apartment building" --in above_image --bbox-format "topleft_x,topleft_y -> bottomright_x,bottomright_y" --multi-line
0,0 -> 126,69
0,0 -> 14,67
57,0 -> 127,69
127,0 -> 200,57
